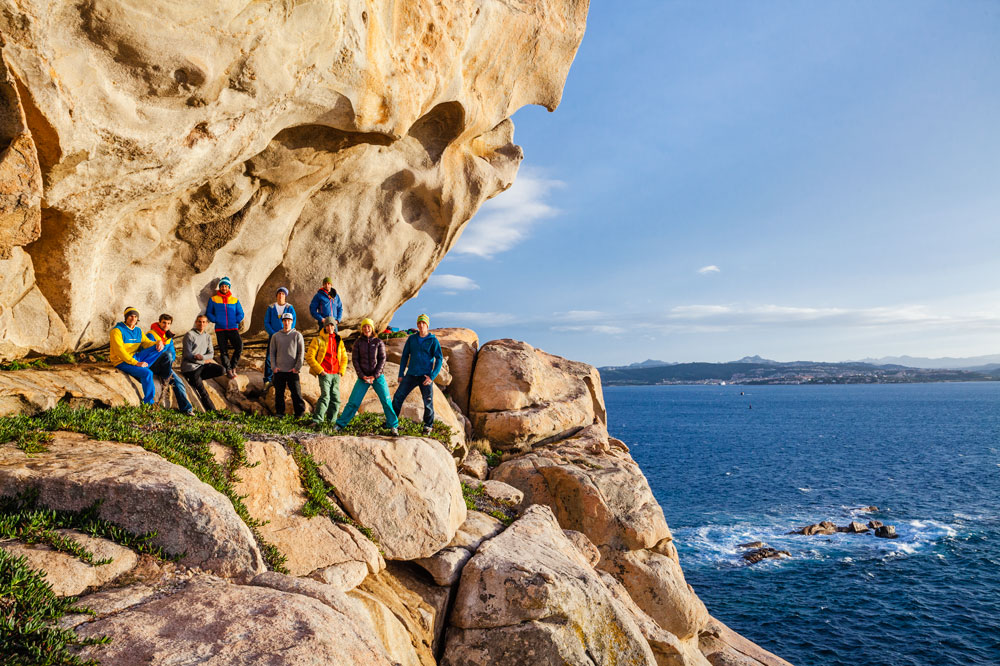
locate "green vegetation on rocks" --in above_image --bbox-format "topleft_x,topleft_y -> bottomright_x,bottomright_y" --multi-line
461,481 -> 517,526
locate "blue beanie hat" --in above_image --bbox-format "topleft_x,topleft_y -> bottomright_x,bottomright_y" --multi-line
276,287 -> 289,296
218,276 -> 231,287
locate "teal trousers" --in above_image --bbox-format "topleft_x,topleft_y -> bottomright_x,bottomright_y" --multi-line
335,375 -> 399,429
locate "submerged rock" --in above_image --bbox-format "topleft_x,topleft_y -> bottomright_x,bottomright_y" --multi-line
741,548 -> 791,565
874,525 -> 898,539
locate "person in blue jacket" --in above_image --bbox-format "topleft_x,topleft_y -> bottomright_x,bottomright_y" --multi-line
263,286 -> 296,387
309,277 -> 342,330
391,314 -> 443,434
205,276 -> 245,378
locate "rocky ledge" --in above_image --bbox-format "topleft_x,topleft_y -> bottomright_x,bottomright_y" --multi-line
0,329 -> 793,666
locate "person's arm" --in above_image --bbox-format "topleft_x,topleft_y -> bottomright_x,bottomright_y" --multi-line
182,332 -> 197,363
294,332 -> 305,371
204,334 -> 214,361
110,328 -> 139,365
264,306 -> 277,336
338,340 -> 348,376
305,336 -> 323,374
235,298 -> 245,327
205,299 -> 217,326
428,338 -> 444,380
335,295 -> 343,322
398,337 -> 411,379
309,294 -> 321,323
374,339 -> 386,377
289,304 -> 297,328
268,335 -> 277,372
352,341 -> 363,377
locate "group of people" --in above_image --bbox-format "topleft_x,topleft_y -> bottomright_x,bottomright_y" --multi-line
108,276 -> 443,435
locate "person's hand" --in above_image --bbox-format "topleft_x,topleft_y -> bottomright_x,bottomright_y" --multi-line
364,376 -> 374,384
155,341 -> 164,351
137,362 -> 148,368
422,375 -> 432,386
195,354 -> 203,360
291,368 -> 299,374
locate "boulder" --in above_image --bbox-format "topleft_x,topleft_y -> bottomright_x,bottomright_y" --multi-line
459,474 -> 525,508
868,520 -> 884,529
469,339 -> 606,451
458,448 -> 488,480
304,434 -> 466,560
741,548 -> 791,565
73,574 -> 394,665
234,439 -> 384,577
0,432 -> 265,580
699,617 -> 796,666
737,541 -> 765,549
598,547 -> 709,641
0,529 -> 138,596
382,562 -> 453,656
491,425 -> 670,550
434,328 -> 480,415
838,521 -> 869,534
874,525 -> 898,539
414,510 -> 504,585
309,561 -> 370,592
443,505 -> 657,666
792,521 -> 838,536
0,365 -> 141,416
563,529 -> 601,568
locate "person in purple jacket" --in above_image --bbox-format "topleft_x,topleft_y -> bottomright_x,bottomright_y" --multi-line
391,314 -> 443,435
334,318 -> 398,435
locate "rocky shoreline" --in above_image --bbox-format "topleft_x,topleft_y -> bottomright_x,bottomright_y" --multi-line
0,330 -> 794,665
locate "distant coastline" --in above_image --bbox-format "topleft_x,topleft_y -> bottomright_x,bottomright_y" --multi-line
599,359 -> 999,386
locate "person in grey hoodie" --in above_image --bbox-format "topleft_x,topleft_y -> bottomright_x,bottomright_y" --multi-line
182,314 -> 225,411
268,312 -> 306,417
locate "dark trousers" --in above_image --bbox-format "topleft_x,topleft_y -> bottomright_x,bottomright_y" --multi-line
263,333 -> 275,383
392,374 -> 434,427
215,330 -> 243,371
183,364 -> 225,411
274,371 -> 305,417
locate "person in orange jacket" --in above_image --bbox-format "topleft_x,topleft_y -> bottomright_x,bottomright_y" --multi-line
306,316 -> 348,424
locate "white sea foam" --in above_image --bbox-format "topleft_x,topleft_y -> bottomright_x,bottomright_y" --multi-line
798,487 -> 812,493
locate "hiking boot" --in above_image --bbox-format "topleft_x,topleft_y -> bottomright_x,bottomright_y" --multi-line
262,381 -> 272,392
333,424 -> 343,432
422,425 -> 433,435
390,427 -> 399,436
183,409 -> 195,417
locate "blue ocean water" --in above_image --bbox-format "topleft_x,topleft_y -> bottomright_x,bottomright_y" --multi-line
604,383 -> 1000,666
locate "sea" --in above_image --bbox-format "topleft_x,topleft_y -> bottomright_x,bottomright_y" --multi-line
604,383 -> 1000,666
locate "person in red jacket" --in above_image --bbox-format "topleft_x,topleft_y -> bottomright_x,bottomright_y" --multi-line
205,276 -> 245,378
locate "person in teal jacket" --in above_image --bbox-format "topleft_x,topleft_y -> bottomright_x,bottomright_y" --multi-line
205,276 -> 244,378
391,314 -> 443,434
263,286 -> 296,386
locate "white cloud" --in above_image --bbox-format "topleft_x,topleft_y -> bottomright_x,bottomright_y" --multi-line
697,265 -> 721,274
553,325 -> 627,335
452,169 -> 564,258
552,310 -> 604,322
433,311 -> 519,326
425,274 -> 479,292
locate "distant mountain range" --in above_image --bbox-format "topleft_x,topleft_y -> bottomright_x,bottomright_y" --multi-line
598,356 -> 999,386
852,354 -> 1000,371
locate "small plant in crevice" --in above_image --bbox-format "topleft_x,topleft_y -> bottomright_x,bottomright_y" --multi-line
461,481 -> 517,526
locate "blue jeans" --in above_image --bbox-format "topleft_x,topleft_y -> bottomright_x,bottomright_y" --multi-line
150,354 -> 193,413
335,375 -> 398,429
263,333 -> 275,383
392,374 -> 434,427
116,362 -> 156,404
165,370 -> 193,412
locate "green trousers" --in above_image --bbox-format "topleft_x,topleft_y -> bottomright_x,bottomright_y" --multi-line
313,373 -> 342,422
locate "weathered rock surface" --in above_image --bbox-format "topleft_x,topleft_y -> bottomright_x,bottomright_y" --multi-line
0,1 -> 588,361
457,447 -> 488,479
469,339 -> 606,450
491,424 -> 669,550
0,432 -> 265,580
699,617 -> 796,666
304,434 -> 466,560
434,328 -> 479,414
741,547 -> 791,565
0,365 -> 141,416
0,529 -> 137,596
838,521 -> 869,534
563,529 -> 601,568
444,505 -> 657,665
458,474 -> 524,508
792,520 -> 838,536
874,525 -> 898,539
74,574 -> 394,665
414,509 -> 504,586
598,547 -> 709,641
233,439 -> 384,577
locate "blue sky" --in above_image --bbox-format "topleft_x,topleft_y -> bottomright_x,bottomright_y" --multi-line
393,1 -> 1000,367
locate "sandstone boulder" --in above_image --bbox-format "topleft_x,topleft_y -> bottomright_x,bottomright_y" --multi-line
458,447 -> 488,480
0,366 -> 141,416
0,1 -> 588,361
563,529 -> 601,568
598,547 -> 709,641
0,432 -> 265,580
304,434 -> 466,560
459,474 -> 525,508
414,510 -> 504,585
443,505 -> 657,665
382,562 -> 453,656
469,339 -> 606,451
434,328 -> 479,414
234,439 -> 383,577
699,617 -> 796,666
491,425 -> 670,550
0,529 -> 138,596
74,574 -> 394,665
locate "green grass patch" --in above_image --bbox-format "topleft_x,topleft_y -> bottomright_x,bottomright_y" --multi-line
377,331 -> 410,340
461,481 -> 517,526
0,548 -> 110,666
0,359 -> 49,371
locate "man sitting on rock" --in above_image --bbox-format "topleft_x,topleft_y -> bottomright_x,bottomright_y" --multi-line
263,286 -> 295,389
335,318 -> 398,436
205,276 -> 244,378
268,312 -> 306,418
309,277 -> 342,331
109,307 -> 157,405
392,314 -> 443,435
182,314 -> 226,412
140,313 -> 194,416
306,316 -> 348,425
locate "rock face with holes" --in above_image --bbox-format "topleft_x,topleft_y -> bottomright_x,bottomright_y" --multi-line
469,339 -> 607,451
0,0 -> 589,361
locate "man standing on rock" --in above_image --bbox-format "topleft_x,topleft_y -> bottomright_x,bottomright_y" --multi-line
335,318 -> 398,435
182,314 -> 226,412
205,276 -> 244,379
109,307 -> 157,405
140,313 -> 194,416
306,316 -> 348,425
263,286 -> 296,389
309,277 -> 342,331
268,312 -> 306,418
392,314 -> 443,435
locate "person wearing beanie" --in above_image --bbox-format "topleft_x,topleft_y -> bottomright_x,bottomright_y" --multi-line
268,312 -> 306,417
392,314 -> 443,434
263,286 -> 296,387
335,318 -> 399,435
139,313 -> 194,416
205,277 -> 245,378
306,316 -> 348,425
309,277 -> 342,331
109,307 -> 158,404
